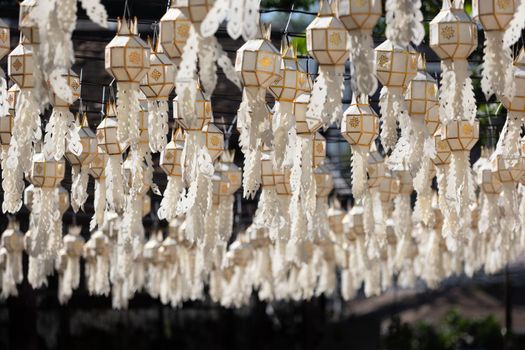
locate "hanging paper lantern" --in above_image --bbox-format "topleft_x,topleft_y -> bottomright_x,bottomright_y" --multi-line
235,24 -> 281,198
158,129 -> 185,222
19,0 -> 40,45
84,229 -> 110,296
0,19 -> 9,58
0,112 -> 13,151
404,54 -> 439,171
473,0 -> 521,99
294,93 -> 323,135
96,105 -> 126,213
270,41 -> 311,168
140,43 -> 175,153
202,123 -> 224,161
159,3 -> 192,65
425,105 -> 441,137
106,17 -> 150,193
374,39 -> 418,151
254,147 -> 282,236
58,226 -> 84,304
338,0 -> 381,95
215,150 -> 242,243
430,0 -> 477,125
28,152 -> 65,258
3,39 -> 40,214
44,69 -> 82,164
342,94 -> 379,201
6,84 -> 20,119
0,219 -> 24,298
306,0 -> 349,126
175,0 -> 241,97
65,113 -> 97,213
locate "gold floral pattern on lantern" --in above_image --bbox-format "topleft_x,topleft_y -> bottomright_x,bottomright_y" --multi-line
441,26 -> 455,40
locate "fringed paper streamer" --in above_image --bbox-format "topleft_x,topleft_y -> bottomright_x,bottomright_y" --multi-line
481,31 -> 515,99
289,135 -> 314,242
201,0 -> 260,41
307,65 -> 345,127
378,86 -> 403,151
2,90 -> 41,213
177,141 -> 214,243
105,156 -> 125,213
422,228 -> 444,289
272,101 -> 295,169
158,176 -> 185,222
385,0 -> 425,47
349,33 -> 377,96
438,60 -> 476,124
242,147 -> 262,198
71,166 -> 89,213
31,187 -> 61,259
147,101 -> 169,153
218,194 -> 235,243
90,177 -> 106,231
254,186 -> 282,235
503,0 -> 525,48
413,158 -> 434,225
0,221 -> 24,299
351,149 -> 368,201
44,107 -> 81,159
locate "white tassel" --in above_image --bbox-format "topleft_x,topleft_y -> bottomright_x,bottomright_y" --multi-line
307,65 -> 345,127
90,178 -> 106,231
71,166 -> 89,212
378,86 -> 403,151
481,31 -> 515,100
385,0 -> 425,47
158,176 -> 185,222
105,156 -> 124,213
3,90 -> 41,213
348,32 -> 377,96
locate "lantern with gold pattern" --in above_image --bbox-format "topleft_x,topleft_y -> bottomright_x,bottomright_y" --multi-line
96,106 -> 125,214
158,129 -> 185,222
141,43 -> 175,153
374,39 -> 417,151
429,0 -> 477,125
338,0 -> 381,95
159,3 -> 191,65
342,94 -> 379,201
473,0 -> 520,99
66,113 -> 97,213
306,0 -> 349,126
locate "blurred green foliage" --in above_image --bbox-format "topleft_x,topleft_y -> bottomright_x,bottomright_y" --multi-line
381,309 -> 524,350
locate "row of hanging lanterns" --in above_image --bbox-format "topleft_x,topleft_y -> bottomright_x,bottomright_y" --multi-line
0,0 -> 524,307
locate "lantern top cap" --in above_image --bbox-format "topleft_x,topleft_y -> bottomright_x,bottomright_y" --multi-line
105,101 -> 117,117
515,48 -> 525,67
221,149 -> 236,163
117,17 -> 139,36
417,53 -> 427,71
258,22 -> 272,41
318,0 -> 338,17
80,111 -> 90,128
173,127 -> 185,141
281,38 -> 297,59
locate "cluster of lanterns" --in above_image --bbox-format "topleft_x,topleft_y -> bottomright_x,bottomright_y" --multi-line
0,0 -> 524,307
